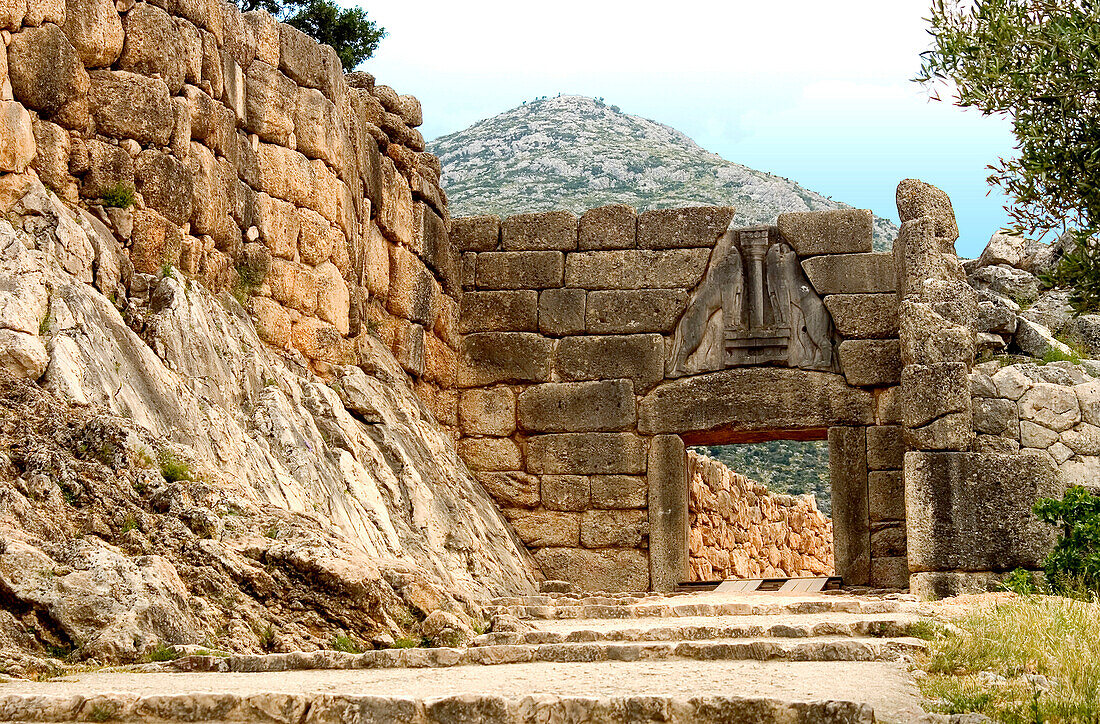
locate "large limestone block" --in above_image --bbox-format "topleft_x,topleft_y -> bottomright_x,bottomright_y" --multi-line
639,368 -> 874,439
393,319 -> 424,376
119,3 -> 186,93
80,138 -> 132,199
296,207 -> 338,266
244,61 -> 295,145
31,119 -> 75,201
901,362 -> 970,429
501,210 -> 577,251
61,0 -> 123,67
129,208 -> 182,275
896,178 -> 959,246
415,202 -> 459,295
459,436 -> 523,472
526,432 -> 646,475
911,571 -> 1042,600
648,434 -> 687,591
538,288 -> 585,336
777,209 -> 873,255
364,222 -> 389,298
871,557 -> 911,590
636,206 -> 735,250
866,424 -> 903,470
258,143 -> 314,208
278,22 -> 322,88
242,10 -> 278,67
591,475 -> 647,509
313,261 -> 349,336
553,334 -> 663,392
476,250 -> 564,290
253,192 -> 299,260
88,70 -> 173,145
972,397 -> 1019,439
458,387 -> 516,437
899,300 -> 975,367
25,0 -> 63,25
458,332 -> 553,386
0,329 -> 47,379
585,289 -> 688,334
0,0 -> 24,28
1019,382 -> 1081,433
829,426 -> 869,586
905,451 -> 1062,572
579,204 -> 635,250
135,150 -> 193,226
460,290 -> 537,333
565,248 -> 710,289
801,253 -> 896,294
378,156 -> 414,247
450,215 -> 499,252
293,86 -> 340,167
219,0 -> 255,68
386,244 -> 438,325
0,100 -> 35,174
517,380 -> 636,433
8,23 -> 89,120
868,469 -> 904,522
475,471 -> 539,509
249,296 -> 291,348
505,510 -> 580,548
581,510 -> 648,548
823,294 -> 898,339
541,474 -> 590,511
838,339 -> 901,388
534,547 -> 649,593
267,257 -> 318,315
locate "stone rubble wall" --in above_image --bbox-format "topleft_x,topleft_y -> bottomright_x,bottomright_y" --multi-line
451,206 -> 905,591
686,451 -> 833,581
0,0 -> 461,433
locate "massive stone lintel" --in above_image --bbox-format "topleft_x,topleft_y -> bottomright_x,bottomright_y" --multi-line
667,227 -> 838,378
638,368 -> 874,443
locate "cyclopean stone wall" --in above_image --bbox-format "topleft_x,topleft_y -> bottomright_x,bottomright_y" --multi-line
687,450 -> 833,581
0,0 -> 460,433
452,206 -> 906,591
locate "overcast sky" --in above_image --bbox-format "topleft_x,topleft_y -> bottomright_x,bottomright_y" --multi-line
356,0 -> 1017,258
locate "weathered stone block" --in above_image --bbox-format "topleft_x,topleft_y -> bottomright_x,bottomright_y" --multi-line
475,471 -> 539,509
527,433 -> 646,475
636,206 -> 735,249
901,362 -> 970,429
534,548 -> 649,593
296,208 -> 339,266
501,210 -> 577,251
253,192 -> 299,260
504,510 -> 580,548
866,425 -> 902,470
364,222 -> 389,298
899,300 -> 975,367
460,290 -> 537,333
896,178 -> 959,245
119,2 -> 186,93
648,434 -> 687,591
868,470 -> 904,522
268,258 -> 317,315
777,209 -> 873,256
870,557 -> 910,590
830,426 -> 869,586
458,436 -> 522,472
905,451 -> 1061,572
541,475 -> 590,511
581,510 -> 648,548
135,150 -> 192,226
801,253 -> 896,294
838,339 -> 901,388
61,0 -> 124,67
243,10 -> 278,67
585,289 -> 688,334
313,261 -> 349,336
250,296 -> 291,349
88,70 -> 173,145
910,571 -> 1043,600
8,23 -> 89,121
30,119 -> 74,199
0,101 -> 36,175
378,156 -> 413,247
554,334 -> 663,392
579,204 -> 635,250
450,215 -> 499,252
79,138 -> 132,200
823,294 -> 898,339
565,249 -> 710,289
972,397 -> 1019,439
130,208 -> 182,275
1019,382 -> 1081,433
639,368 -> 874,440
278,22 -> 322,88
415,203 -> 459,294
25,0 -> 62,26
458,332 -> 553,386
458,387 -> 516,437
476,251 -> 564,290
871,524 -> 907,558
905,412 -> 973,452
538,288 -> 585,336
517,380 -> 636,433
590,475 -> 647,509
387,244 -> 438,326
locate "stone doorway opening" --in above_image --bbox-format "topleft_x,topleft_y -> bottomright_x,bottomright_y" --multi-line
683,438 -> 835,583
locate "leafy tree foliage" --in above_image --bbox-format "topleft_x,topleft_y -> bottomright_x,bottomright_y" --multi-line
1034,486 -> 1100,595
236,0 -> 384,71
918,0 -> 1100,310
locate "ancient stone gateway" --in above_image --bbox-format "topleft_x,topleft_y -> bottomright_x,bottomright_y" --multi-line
452,206 -> 908,591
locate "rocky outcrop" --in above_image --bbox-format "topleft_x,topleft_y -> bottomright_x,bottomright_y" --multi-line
687,451 -> 832,581
0,184 -> 537,675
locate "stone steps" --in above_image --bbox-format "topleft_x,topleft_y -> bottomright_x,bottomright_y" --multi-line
487,598 -> 906,620
167,636 -> 925,674
472,616 -> 919,646
0,692 -> 877,723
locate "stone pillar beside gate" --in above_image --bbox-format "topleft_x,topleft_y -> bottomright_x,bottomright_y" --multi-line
451,205 -> 908,592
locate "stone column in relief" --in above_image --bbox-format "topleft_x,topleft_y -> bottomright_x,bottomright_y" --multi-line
648,435 -> 687,591
829,426 -> 870,585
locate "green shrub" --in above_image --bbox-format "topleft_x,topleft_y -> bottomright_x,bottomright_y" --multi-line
158,451 -> 192,483
99,183 -> 135,209
331,635 -> 364,653
999,567 -> 1039,596
259,625 -> 275,650
120,516 -> 138,534
1041,346 -> 1082,366
144,643 -> 181,662
1034,485 -> 1100,595
1042,231 -> 1100,314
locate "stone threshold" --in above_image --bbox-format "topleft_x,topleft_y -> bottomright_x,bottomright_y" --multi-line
0,692 -> 876,723
166,637 -> 925,674
486,598 -> 906,620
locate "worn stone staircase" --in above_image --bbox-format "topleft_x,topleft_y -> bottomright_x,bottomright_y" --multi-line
0,586 -> 939,723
